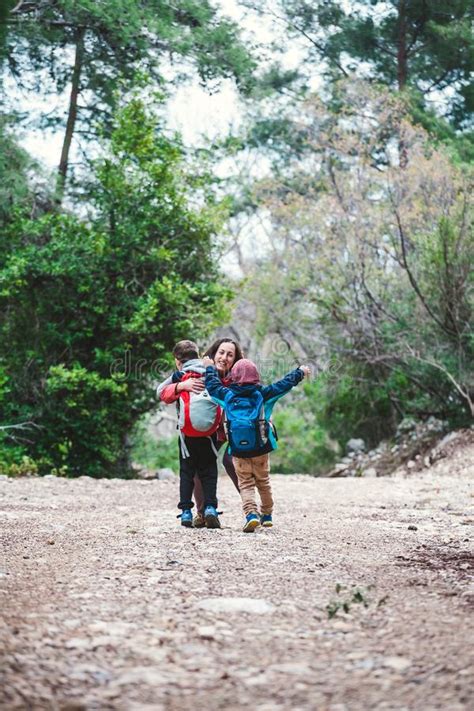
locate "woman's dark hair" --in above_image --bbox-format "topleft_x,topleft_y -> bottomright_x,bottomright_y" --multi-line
203,338 -> 244,367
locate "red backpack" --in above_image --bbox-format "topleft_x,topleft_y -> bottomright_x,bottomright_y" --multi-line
177,372 -> 222,437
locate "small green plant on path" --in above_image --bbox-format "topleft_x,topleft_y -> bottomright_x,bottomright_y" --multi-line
326,584 -> 373,619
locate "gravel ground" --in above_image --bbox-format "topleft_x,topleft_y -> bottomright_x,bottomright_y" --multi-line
1,444 -> 473,711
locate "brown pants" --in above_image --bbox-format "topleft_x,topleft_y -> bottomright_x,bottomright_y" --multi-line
233,454 -> 273,516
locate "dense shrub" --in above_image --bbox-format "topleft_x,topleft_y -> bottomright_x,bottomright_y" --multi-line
0,101 -> 229,476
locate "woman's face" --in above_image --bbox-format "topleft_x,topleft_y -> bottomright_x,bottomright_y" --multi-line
214,341 -> 237,374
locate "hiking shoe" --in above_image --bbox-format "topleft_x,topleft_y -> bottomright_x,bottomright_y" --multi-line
204,505 -> 221,529
180,509 -> 193,528
193,512 -> 205,528
260,514 -> 273,527
243,512 -> 260,533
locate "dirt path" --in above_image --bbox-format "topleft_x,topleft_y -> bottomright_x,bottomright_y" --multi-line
1,447 -> 473,711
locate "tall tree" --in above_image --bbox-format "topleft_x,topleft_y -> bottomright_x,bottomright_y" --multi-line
241,82 -> 473,436
0,1 -> 13,62
0,99 -> 230,476
245,0 -> 474,129
3,0 -> 256,200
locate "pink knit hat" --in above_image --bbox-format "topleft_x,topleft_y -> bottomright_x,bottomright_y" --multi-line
231,358 -> 260,385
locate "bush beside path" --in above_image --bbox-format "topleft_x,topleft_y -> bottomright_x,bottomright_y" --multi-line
1,443 -> 473,710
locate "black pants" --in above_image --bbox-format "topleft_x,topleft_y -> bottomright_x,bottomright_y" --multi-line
193,443 -> 239,513
178,435 -> 218,511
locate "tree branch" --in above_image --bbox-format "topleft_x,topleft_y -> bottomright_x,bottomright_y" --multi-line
388,190 -> 457,338
422,67 -> 453,94
244,2 -> 349,78
406,346 -> 474,417
11,0 -> 28,13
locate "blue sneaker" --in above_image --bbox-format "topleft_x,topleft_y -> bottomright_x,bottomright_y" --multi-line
243,512 -> 260,533
204,505 -> 221,529
179,509 -> 193,528
260,514 -> 273,528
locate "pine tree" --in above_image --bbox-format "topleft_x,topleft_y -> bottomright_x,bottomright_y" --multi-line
248,0 -> 473,128
3,0 -> 256,199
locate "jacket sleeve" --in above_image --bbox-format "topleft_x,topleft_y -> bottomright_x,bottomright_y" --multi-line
156,374 -> 173,398
160,383 -> 181,404
158,370 -> 184,404
261,368 -> 305,401
156,370 -> 182,398
205,366 -> 230,402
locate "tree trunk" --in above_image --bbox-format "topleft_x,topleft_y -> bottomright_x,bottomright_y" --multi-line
56,27 -> 85,204
397,0 -> 408,90
397,0 -> 408,168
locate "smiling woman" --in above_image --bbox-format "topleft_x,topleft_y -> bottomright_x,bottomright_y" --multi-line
203,338 -> 244,379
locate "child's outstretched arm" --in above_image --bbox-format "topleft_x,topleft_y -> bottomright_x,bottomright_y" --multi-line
204,363 -> 231,402
261,366 -> 310,401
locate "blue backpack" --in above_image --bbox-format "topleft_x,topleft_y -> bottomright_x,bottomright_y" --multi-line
224,389 -> 269,455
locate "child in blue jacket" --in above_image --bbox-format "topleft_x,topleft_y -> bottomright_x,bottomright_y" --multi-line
203,357 -> 310,532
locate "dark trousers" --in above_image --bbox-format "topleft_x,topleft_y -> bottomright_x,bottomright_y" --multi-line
193,443 -> 239,514
178,435 -> 218,511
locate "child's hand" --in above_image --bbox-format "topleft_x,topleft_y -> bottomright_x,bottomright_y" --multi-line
299,365 -> 311,379
201,356 -> 214,368
179,377 -> 205,393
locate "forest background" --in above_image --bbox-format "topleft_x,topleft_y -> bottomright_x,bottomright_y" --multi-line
0,0 -> 472,478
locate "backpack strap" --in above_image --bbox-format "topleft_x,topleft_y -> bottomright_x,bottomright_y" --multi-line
179,431 -> 190,458
258,401 -> 268,445
208,436 -> 219,458
261,394 -> 284,450
223,409 -> 229,440
179,432 -> 218,460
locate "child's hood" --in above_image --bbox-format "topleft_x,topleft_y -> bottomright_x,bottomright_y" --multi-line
231,358 -> 260,385
182,358 -> 206,375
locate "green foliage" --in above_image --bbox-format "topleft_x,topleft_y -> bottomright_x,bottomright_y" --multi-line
0,449 -> 38,478
4,0 -> 255,153
0,100 -> 230,476
241,86 -> 473,460
271,364 -> 409,467
241,1 -> 473,168
41,364 -> 129,477
326,584 -> 372,619
407,91 -> 474,164
0,122 -> 33,222
270,388 -> 339,474
247,117 -> 310,160
0,2 -> 15,64
279,0 -> 474,128
130,423 -> 178,472
306,370 -> 397,451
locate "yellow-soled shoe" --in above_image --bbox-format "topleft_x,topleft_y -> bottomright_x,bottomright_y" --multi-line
243,513 -> 260,533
